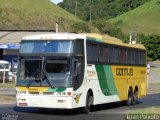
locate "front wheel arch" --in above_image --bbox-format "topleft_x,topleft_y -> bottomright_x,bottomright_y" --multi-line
87,89 -> 94,104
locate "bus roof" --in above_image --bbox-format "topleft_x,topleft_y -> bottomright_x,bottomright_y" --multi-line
22,33 -> 86,41
22,33 -> 145,50
83,33 -> 146,50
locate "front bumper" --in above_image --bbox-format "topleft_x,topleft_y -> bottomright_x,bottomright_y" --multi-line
16,95 -> 73,109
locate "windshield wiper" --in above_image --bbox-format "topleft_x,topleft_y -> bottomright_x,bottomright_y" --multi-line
44,69 -> 54,89
27,57 -> 45,88
27,68 -> 42,88
27,57 -> 55,89
27,70 -> 55,89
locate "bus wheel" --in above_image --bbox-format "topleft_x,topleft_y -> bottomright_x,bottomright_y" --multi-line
131,90 -> 138,105
84,92 -> 93,114
126,89 -> 133,106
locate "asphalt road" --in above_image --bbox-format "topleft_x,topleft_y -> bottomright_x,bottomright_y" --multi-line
0,93 -> 160,120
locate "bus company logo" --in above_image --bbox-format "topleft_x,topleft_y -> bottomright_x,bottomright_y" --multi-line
87,71 -> 96,77
116,68 -> 133,76
74,93 -> 82,104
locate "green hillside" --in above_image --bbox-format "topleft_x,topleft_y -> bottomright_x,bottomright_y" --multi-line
0,0 -> 84,31
108,0 -> 160,35
59,0 -> 149,21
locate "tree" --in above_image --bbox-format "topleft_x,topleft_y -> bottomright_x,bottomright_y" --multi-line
138,34 -> 160,61
58,0 -> 149,21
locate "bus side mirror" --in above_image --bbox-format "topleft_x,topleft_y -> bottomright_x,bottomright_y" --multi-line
74,62 -> 81,76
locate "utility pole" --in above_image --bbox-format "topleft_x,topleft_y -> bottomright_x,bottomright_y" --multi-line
2,65 -> 7,84
56,22 -> 58,33
90,6 -> 92,24
75,0 -> 77,16
129,31 -> 132,44
134,30 -> 137,42
129,30 -> 137,44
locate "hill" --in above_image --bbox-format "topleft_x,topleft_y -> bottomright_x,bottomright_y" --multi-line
59,0 -> 149,21
108,0 -> 160,35
0,0 -> 86,32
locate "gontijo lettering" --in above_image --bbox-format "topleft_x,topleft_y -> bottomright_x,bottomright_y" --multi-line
116,68 -> 133,76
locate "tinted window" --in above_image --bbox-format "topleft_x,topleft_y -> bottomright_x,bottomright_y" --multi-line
87,43 -> 98,62
20,41 -> 73,53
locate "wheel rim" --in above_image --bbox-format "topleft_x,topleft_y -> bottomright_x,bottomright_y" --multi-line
133,91 -> 138,103
128,93 -> 132,104
126,90 -> 132,106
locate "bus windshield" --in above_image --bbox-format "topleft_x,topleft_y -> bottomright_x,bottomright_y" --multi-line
17,57 -> 73,87
20,40 -> 73,53
17,39 -> 84,88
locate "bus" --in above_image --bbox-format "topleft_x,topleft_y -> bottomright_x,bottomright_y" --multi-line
16,33 -> 147,113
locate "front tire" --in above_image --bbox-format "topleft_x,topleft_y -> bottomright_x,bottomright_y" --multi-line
84,92 -> 93,114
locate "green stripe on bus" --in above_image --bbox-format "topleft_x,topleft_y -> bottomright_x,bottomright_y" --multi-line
103,66 -> 117,95
48,87 -> 66,92
95,65 -> 117,96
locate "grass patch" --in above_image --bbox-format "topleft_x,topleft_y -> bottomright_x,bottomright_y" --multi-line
147,82 -> 160,94
0,0 -> 93,32
128,107 -> 160,120
151,67 -> 160,72
0,95 -> 16,103
0,83 -> 15,88
130,107 -> 160,114
108,0 -> 160,35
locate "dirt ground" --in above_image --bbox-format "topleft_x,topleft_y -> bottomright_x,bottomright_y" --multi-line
0,95 -> 16,103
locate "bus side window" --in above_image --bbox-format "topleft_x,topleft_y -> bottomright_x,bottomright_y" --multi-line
104,46 -> 108,63
99,45 -> 104,63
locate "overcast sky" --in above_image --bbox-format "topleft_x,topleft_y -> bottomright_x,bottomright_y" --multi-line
50,0 -> 63,4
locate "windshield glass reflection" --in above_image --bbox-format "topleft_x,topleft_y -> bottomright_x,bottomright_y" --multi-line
18,57 -> 72,87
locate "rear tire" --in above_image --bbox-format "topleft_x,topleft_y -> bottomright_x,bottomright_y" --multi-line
131,90 -> 138,105
126,89 -> 133,106
84,92 -> 93,114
